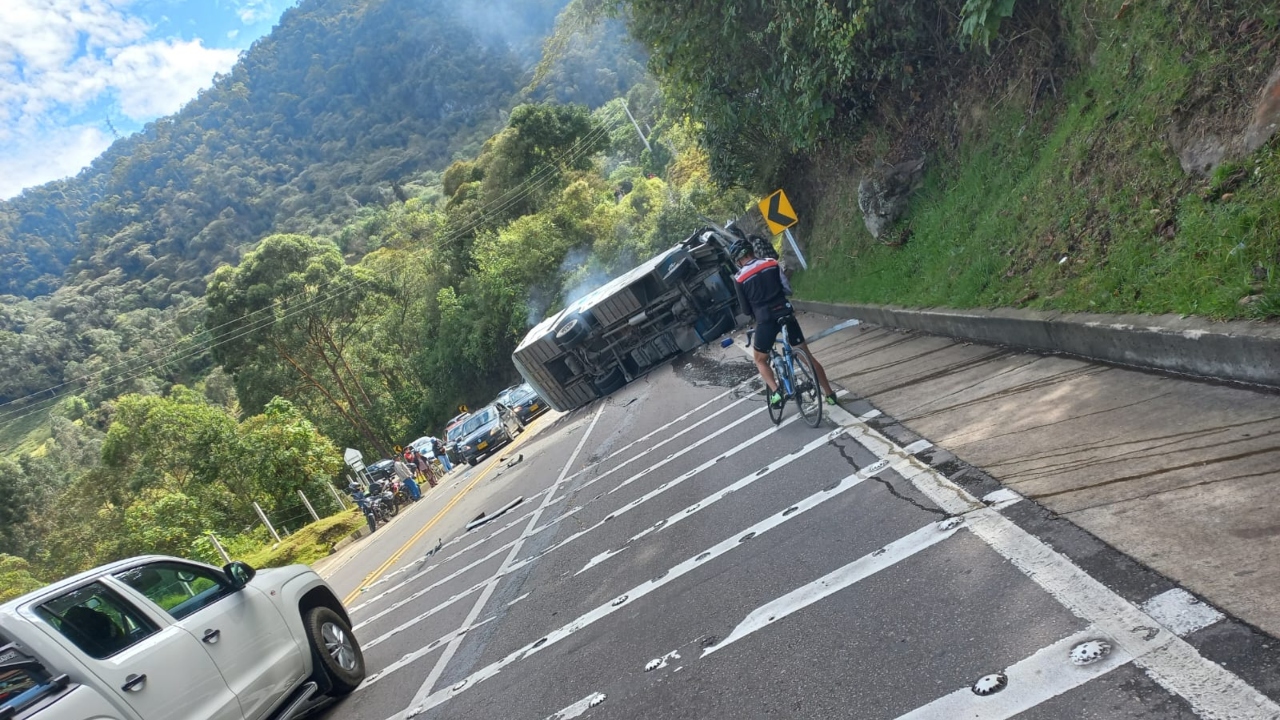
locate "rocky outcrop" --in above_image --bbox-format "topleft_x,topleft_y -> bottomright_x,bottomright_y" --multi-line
1173,60 -> 1280,177
1243,62 -> 1280,154
857,157 -> 926,239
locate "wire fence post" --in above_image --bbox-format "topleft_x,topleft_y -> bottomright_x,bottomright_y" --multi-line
253,501 -> 282,544
327,483 -> 348,511
298,489 -> 320,522
207,532 -> 231,564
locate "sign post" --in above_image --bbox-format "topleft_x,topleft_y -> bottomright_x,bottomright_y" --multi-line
757,189 -> 807,270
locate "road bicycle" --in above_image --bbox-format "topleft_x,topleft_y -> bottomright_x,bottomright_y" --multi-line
743,317 -> 823,428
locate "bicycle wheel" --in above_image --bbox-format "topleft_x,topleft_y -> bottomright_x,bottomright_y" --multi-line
792,348 -> 823,428
766,354 -> 785,425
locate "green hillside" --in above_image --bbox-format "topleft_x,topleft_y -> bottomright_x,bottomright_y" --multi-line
791,0 -> 1280,320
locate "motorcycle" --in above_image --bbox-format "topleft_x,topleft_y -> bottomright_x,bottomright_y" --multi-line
391,478 -> 412,507
367,479 -> 400,519
352,493 -> 379,533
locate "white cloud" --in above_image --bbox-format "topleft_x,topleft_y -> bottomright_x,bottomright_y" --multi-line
0,0 -> 241,197
0,124 -> 113,198
233,0 -> 277,25
227,29 -> 240,39
108,39 -> 238,118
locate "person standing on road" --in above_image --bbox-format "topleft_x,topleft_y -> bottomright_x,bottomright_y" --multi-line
394,458 -> 421,501
409,448 -> 437,488
729,238 -> 837,408
431,436 -> 453,472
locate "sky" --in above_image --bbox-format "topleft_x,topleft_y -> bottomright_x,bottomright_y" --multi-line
0,0 -> 294,199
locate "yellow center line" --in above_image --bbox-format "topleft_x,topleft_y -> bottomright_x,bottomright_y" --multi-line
340,420 -> 546,606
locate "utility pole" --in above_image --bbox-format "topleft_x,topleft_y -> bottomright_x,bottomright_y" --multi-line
622,103 -> 651,154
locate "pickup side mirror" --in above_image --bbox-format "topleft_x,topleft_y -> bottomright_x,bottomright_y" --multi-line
223,561 -> 256,589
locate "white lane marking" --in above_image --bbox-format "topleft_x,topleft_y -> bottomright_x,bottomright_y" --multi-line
601,387 -> 849,501
358,505 -> 543,595
578,549 -> 625,575
500,410 -> 805,578
358,388 -> 751,599
358,399 -> 813,627
545,692 -> 606,719
363,580 -> 488,649
1140,589 -> 1224,637
982,488 -> 1022,509
896,627 -> 1133,720
705,515 -> 963,657
552,401 -> 768,505
356,616 -> 496,692
507,592 -> 531,607
578,427 -> 848,575
354,539 -> 518,630
410,403 -> 607,707
902,439 -> 933,454
823,402 -> 1280,719
367,406 -> 811,625
549,384 -> 759,504
394,464 -> 883,718
568,379 -> 753,478
353,504 -> 581,614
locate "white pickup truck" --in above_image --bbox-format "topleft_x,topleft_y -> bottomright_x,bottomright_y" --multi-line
0,556 -> 365,720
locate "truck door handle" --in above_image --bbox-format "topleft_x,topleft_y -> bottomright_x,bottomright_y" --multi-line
121,673 -> 147,692
201,628 -> 221,644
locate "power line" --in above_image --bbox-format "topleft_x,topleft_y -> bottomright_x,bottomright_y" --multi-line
0,120 -> 615,418
0,121 -> 620,435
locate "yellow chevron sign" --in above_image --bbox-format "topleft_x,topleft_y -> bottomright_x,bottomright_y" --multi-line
759,189 -> 798,235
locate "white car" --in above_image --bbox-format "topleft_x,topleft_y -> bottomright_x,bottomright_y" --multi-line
0,555 -> 364,720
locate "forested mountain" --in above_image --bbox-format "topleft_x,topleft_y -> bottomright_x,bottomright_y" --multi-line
0,0 -> 645,407
0,0 -> 691,587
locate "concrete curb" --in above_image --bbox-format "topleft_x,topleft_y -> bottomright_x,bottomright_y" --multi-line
331,526 -> 371,553
791,300 -> 1280,388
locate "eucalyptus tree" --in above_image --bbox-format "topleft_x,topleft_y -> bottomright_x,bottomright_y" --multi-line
205,234 -> 399,456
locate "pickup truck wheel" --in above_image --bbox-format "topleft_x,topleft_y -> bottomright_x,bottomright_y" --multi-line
305,607 -> 365,696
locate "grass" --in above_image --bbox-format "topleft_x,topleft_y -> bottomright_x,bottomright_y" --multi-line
793,0 -> 1280,320
238,509 -> 367,569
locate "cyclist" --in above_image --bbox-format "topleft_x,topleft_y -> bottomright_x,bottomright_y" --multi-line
729,238 -> 837,408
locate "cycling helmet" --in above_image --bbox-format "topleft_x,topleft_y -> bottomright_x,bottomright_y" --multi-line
727,237 -> 752,262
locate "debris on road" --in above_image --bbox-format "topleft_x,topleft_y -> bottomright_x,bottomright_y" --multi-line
465,495 -> 525,532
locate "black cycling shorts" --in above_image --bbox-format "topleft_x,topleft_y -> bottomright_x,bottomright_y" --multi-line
752,315 -> 805,353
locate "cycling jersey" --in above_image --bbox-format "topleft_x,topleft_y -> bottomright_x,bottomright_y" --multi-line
734,257 -> 793,323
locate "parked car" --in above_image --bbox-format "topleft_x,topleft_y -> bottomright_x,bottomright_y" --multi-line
496,382 -> 548,424
512,226 -> 743,411
456,404 -> 523,467
364,459 -> 397,487
442,412 -> 470,466
407,436 -> 434,456
0,555 -> 364,720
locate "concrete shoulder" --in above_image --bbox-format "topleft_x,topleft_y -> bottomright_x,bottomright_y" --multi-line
792,300 -> 1280,388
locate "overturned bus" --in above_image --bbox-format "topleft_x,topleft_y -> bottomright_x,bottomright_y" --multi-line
512,227 -> 744,411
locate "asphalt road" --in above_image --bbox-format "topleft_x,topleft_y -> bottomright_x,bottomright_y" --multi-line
312,341 -> 1280,720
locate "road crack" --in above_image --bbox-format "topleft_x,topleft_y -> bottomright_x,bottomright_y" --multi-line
832,438 -> 948,518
